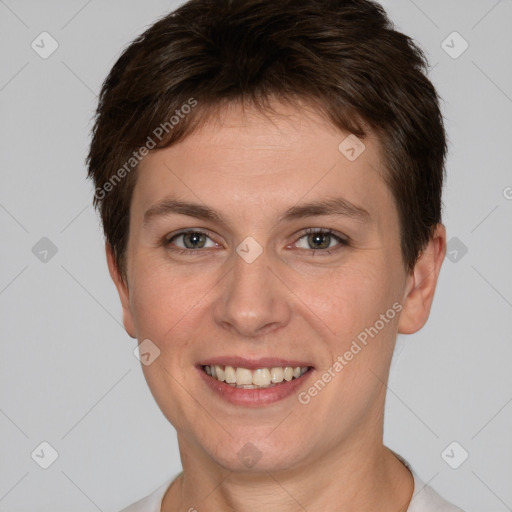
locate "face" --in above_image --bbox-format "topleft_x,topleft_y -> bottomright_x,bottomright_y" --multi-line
108,100 -> 444,475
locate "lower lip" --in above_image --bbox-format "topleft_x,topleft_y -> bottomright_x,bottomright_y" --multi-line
197,367 -> 314,407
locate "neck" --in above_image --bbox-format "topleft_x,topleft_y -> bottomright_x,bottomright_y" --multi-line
162,436 -> 414,512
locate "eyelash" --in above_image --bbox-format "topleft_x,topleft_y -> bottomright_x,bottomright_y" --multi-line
163,228 -> 348,257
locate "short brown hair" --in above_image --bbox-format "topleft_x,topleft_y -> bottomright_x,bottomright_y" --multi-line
87,0 -> 447,276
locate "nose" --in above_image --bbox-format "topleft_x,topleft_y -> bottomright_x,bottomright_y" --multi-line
212,246 -> 292,338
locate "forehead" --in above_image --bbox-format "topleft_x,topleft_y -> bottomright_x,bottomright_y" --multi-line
163,100 -> 376,171
133,100 -> 392,225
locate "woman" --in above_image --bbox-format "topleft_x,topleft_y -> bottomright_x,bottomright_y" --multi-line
87,0 -> 464,510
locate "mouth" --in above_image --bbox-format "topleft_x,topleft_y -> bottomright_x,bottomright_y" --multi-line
197,357 -> 315,406
202,364 -> 312,389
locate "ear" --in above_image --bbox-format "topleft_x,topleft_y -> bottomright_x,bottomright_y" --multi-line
398,223 -> 446,334
106,242 -> 136,338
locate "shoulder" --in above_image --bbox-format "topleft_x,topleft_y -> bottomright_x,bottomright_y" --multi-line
408,471 -> 465,512
391,451 -> 465,512
117,475 -> 176,512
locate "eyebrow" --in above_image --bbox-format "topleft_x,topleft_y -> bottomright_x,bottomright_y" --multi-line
143,200 -> 225,226
143,197 -> 371,226
278,197 -> 371,224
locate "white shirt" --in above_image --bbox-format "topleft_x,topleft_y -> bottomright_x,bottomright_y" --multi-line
118,466 -> 465,512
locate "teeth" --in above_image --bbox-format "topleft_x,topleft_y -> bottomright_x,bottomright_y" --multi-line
215,365 -> 225,381
253,368 -> 271,386
203,364 -> 310,388
270,367 -> 284,383
235,367 -> 253,385
224,365 -> 236,384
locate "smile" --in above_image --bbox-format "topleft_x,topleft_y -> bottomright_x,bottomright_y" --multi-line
202,365 -> 311,389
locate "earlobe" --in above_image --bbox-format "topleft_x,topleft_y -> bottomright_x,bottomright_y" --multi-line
398,224 -> 446,335
105,243 -> 137,338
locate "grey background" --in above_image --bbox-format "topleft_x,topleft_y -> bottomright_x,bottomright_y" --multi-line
0,0 -> 511,511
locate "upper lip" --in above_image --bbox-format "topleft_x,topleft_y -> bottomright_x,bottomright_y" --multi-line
197,357 -> 313,370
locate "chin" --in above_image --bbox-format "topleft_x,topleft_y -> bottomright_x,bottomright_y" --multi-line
201,434 -> 310,474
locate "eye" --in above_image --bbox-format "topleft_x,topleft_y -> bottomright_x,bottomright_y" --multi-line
165,230 -> 218,252
293,228 -> 348,253
163,228 -> 348,256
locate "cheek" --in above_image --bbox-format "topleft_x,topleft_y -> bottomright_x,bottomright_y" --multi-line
128,257 -> 197,337
295,262 -> 397,342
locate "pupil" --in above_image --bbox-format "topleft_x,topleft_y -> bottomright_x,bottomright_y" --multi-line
184,232 -> 205,249
308,233 -> 330,249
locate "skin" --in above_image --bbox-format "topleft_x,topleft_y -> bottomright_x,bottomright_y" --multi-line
107,99 -> 446,511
